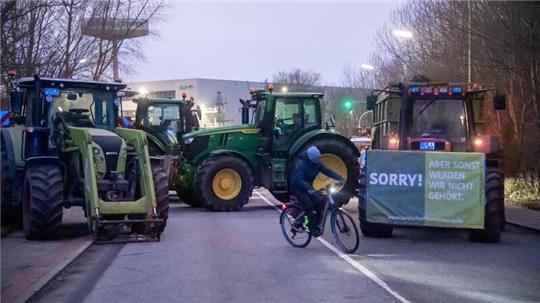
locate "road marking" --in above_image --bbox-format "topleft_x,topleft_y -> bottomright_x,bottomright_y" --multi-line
254,191 -> 411,303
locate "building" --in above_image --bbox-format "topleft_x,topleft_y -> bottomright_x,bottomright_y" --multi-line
125,78 -> 370,132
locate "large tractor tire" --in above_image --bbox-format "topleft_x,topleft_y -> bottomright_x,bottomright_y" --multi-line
1,136 -> 21,226
22,165 -> 64,240
152,166 -> 170,232
469,168 -> 504,243
175,187 -> 203,208
195,155 -> 254,211
291,138 -> 359,206
359,209 -> 394,238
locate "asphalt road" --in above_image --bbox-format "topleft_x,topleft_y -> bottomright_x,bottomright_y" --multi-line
32,190 -> 540,303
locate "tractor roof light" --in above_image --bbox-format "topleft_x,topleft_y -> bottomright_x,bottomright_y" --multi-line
451,87 -> 462,95
409,87 -> 420,94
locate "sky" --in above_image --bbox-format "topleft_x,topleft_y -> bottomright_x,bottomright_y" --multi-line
127,1 -> 403,85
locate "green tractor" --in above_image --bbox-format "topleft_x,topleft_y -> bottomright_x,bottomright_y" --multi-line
129,94 -> 200,205
176,86 -> 360,211
0,75 -> 169,242
359,80 -> 506,242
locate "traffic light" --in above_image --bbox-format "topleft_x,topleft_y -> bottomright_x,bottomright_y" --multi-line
343,99 -> 353,109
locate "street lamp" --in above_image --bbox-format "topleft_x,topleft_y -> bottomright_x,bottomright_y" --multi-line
392,29 -> 413,39
281,86 -> 288,92
360,64 -> 375,71
79,58 -> 88,64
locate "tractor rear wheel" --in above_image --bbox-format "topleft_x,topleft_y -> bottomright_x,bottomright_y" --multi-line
469,168 -> 504,243
22,165 -> 64,240
359,209 -> 394,238
1,136 -> 21,226
291,138 -> 359,206
195,155 -> 254,211
152,166 -> 169,232
175,187 -> 203,208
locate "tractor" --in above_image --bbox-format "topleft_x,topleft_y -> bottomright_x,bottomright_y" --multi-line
129,94 -> 200,205
0,75 -> 169,242
176,85 -> 360,211
359,80 -> 506,242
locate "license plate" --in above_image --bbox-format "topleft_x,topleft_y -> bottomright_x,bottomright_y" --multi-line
420,141 -> 435,150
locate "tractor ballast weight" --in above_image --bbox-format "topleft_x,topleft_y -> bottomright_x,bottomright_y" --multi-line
1,76 -> 169,242
177,88 -> 360,211
359,80 -> 506,242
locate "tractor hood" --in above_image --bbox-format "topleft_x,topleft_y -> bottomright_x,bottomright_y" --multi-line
182,124 -> 258,140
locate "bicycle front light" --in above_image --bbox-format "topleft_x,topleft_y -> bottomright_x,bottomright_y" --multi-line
329,186 -> 337,194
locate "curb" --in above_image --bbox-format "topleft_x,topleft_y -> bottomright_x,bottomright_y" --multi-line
506,220 -> 540,233
16,238 -> 93,303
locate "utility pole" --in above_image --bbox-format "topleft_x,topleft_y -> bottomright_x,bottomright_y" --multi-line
467,0 -> 472,83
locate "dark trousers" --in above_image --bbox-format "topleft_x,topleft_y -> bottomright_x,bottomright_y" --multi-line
291,189 -> 324,228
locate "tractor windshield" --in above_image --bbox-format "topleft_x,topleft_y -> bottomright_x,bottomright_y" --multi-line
47,88 -> 116,129
408,98 -> 467,150
140,103 -> 181,145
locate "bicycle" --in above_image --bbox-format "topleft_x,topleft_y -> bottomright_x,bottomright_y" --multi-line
279,184 -> 360,253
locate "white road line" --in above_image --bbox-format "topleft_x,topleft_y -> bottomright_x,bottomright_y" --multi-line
254,191 -> 411,303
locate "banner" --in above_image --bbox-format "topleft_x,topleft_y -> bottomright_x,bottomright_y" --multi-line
365,150 -> 485,229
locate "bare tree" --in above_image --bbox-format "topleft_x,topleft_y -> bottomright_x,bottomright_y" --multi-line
273,68 -> 321,91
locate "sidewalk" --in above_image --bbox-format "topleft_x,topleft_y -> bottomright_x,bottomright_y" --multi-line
1,208 -> 91,303
506,205 -> 540,231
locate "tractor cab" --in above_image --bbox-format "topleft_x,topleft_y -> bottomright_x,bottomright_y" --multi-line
368,82 -> 505,162
247,87 -> 324,154
133,95 -> 200,155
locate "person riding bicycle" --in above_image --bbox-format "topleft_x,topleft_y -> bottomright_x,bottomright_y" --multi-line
291,146 -> 345,237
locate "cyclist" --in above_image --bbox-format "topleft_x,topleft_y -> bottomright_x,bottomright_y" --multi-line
291,146 -> 345,237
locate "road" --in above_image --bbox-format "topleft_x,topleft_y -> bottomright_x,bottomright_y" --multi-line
31,190 -> 540,303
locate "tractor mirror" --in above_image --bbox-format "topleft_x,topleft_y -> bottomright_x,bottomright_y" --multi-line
67,93 -> 78,101
325,114 -> 336,130
10,91 -> 24,114
493,92 -> 506,110
366,95 -> 376,110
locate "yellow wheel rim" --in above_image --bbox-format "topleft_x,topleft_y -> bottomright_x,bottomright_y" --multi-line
312,154 -> 348,191
212,169 -> 242,200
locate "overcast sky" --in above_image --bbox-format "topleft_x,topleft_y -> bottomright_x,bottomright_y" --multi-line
127,1 -> 403,85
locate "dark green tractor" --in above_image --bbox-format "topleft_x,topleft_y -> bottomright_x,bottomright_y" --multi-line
1,75 -> 169,242
176,87 -> 360,211
131,95 -> 200,206
359,81 -> 506,242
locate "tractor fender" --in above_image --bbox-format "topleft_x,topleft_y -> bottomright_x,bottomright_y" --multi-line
208,149 -> 255,171
25,156 -> 63,170
288,130 -> 360,158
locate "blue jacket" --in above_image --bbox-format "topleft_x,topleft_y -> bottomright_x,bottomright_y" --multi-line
291,154 -> 344,192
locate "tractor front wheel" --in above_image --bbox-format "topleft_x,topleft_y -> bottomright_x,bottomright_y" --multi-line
152,166 -> 170,232
175,187 -> 203,208
469,168 -> 504,243
22,165 -> 64,240
195,155 -> 254,211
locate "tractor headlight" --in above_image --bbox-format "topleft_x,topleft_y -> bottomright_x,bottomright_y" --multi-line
184,137 -> 194,144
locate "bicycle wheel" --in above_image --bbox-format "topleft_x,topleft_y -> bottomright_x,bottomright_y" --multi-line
331,209 -> 359,253
280,205 -> 312,248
